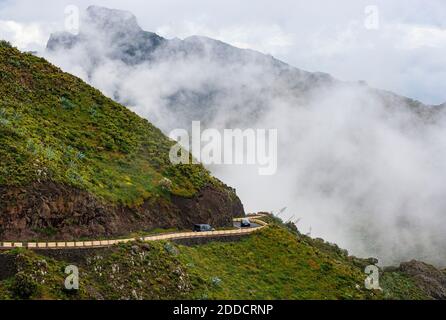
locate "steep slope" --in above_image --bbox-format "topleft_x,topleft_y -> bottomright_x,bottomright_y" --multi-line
0,40 -> 244,241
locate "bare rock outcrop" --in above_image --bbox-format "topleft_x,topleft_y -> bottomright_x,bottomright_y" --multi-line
0,181 -> 244,241
399,260 -> 446,300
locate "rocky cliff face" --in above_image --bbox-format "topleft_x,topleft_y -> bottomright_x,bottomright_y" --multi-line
47,6 -> 166,65
0,182 -> 243,241
399,260 -> 446,299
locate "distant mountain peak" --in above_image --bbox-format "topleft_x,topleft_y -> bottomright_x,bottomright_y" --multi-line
85,5 -> 142,35
47,6 -> 165,64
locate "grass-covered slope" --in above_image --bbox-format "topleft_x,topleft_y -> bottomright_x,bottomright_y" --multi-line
0,218 -> 432,299
0,216 -> 438,300
180,225 -> 376,299
0,40 -> 209,202
0,41 -> 243,240
0,223 -> 375,300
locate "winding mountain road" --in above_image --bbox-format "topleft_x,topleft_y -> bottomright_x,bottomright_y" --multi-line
0,215 -> 268,250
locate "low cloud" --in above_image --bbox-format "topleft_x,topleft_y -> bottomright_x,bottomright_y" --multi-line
44,6 -> 446,266
0,20 -> 48,50
156,22 -> 294,57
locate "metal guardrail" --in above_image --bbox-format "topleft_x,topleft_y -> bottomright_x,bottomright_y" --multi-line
0,216 -> 268,250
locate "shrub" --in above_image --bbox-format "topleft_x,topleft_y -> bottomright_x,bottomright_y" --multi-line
0,40 -> 12,48
159,177 -> 173,191
211,276 -> 222,287
11,272 -> 39,299
60,97 -> 76,110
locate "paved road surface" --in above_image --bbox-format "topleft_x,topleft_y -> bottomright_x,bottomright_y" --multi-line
0,215 -> 268,250
233,221 -> 261,229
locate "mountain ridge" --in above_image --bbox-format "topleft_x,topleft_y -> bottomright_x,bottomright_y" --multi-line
46,6 -> 444,132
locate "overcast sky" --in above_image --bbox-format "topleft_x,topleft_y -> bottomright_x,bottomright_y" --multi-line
1,0 -> 445,105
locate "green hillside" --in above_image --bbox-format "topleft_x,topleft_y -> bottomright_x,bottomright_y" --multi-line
0,41 -> 243,241
0,217 -> 433,300
0,40 -> 213,203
